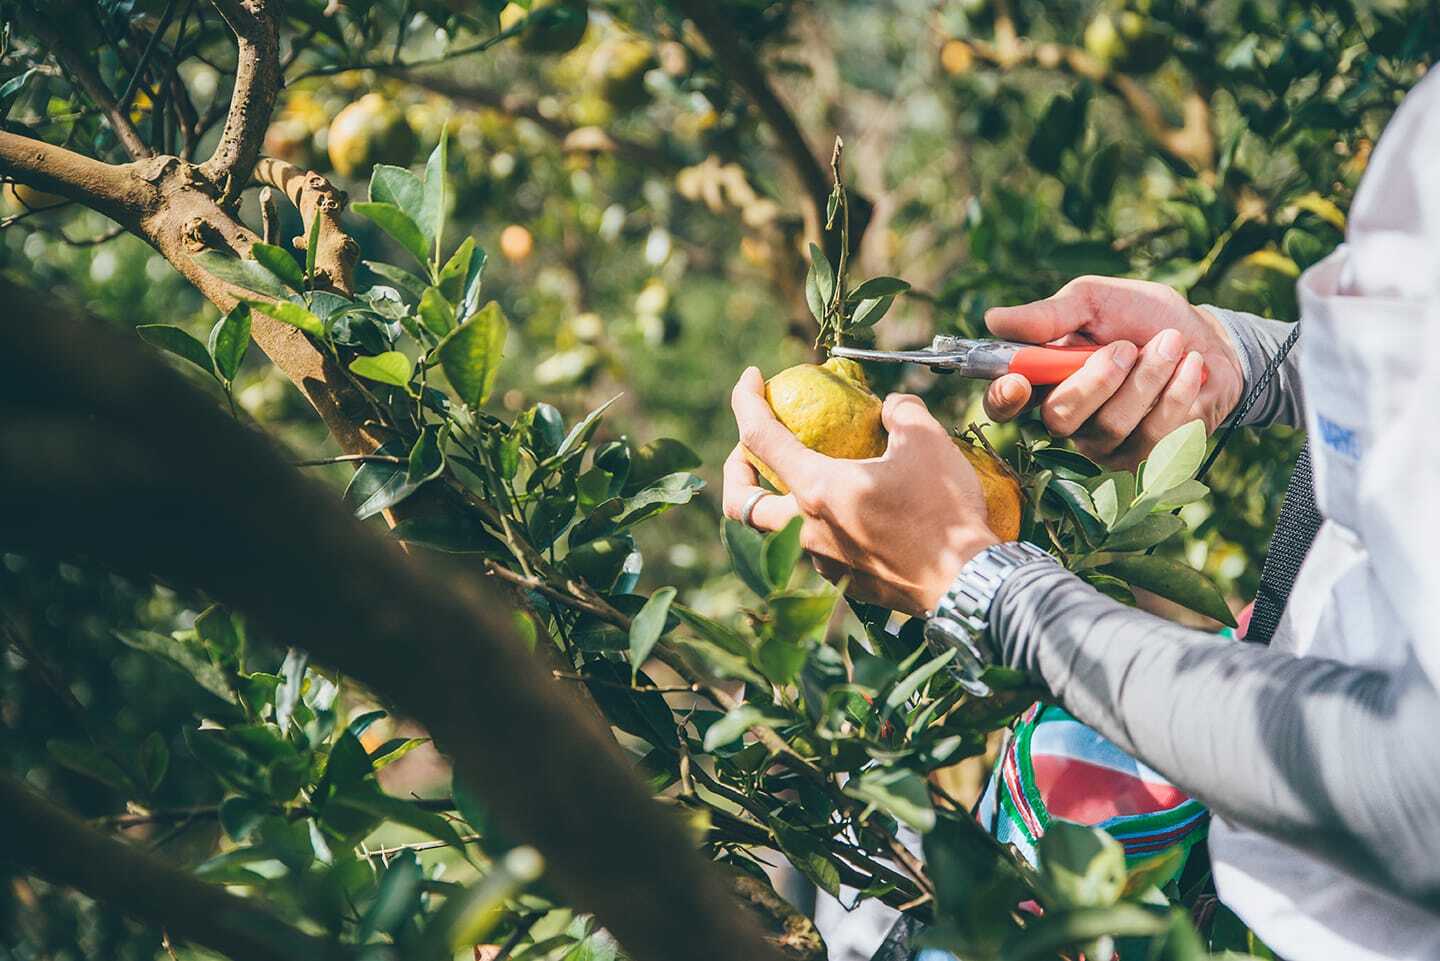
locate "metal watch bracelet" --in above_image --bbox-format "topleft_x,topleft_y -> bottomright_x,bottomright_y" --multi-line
923,540 -> 1055,696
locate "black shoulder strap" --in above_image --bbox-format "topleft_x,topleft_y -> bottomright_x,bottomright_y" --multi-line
1244,442 -> 1323,645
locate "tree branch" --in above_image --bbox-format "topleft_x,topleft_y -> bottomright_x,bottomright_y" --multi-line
0,279 -> 787,961
253,158 -> 359,295
0,776 -> 341,961
18,9 -> 154,161
0,133 -> 154,221
666,0 -> 871,249
200,0 -> 281,198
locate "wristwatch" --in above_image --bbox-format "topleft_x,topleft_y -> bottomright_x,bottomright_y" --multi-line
924,540 -> 1054,696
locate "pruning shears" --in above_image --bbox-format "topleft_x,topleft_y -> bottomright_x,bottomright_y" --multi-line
829,336 -> 1100,385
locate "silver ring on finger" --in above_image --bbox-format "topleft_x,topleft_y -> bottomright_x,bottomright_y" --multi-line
740,489 -> 771,530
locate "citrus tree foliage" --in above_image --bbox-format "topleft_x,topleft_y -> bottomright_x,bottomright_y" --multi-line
2,2 -> 1437,961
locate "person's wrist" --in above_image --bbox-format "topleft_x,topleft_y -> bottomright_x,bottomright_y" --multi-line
919,525 -> 1001,614
1191,303 -> 1246,419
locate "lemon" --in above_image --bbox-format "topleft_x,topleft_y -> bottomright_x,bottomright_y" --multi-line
327,93 -> 418,179
750,358 -> 1023,541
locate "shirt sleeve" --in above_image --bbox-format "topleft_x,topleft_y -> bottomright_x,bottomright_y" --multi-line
1200,305 -> 1305,428
989,560 -> 1440,911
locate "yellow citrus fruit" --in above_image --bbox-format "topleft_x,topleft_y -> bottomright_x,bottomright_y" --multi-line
751,357 -> 1023,540
5,183 -> 66,212
956,441 -> 1023,542
746,357 -> 887,493
326,93 -> 418,179
499,224 -> 534,263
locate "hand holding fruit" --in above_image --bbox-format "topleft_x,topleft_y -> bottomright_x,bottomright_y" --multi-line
982,275 -> 1244,470
724,365 -> 1002,618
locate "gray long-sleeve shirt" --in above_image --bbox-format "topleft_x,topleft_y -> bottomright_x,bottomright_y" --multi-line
989,309 -> 1440,911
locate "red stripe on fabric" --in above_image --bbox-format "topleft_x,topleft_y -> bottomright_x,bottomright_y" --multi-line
1002,747 -> 1044,837
1030,756 -> 1191,823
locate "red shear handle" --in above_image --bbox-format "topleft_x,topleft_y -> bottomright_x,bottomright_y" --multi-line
1008,343 -> 1210,386
1008,345 -> 1100,385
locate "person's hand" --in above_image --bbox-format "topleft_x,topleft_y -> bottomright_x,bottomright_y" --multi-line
722,368 -> 999,617
983,276 -> 1244,469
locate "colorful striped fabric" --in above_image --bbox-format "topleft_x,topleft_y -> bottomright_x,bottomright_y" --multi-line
975,702 -> 1210,872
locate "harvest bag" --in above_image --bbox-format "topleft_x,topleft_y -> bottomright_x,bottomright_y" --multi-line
976,700 -> 1210,873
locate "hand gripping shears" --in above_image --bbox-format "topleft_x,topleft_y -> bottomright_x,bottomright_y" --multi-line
829,336 -> 1100,385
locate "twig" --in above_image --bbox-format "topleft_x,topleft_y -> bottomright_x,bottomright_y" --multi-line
552,671 -> 700,695
360,833 -> 484,859
292,453 -> 405,468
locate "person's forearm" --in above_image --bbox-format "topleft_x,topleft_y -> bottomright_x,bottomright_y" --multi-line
1202,306 -> 1305,428
991,561 -> 1440,909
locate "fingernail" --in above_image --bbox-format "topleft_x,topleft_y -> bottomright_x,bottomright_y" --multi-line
1111,341 -> 1138,370
1156,329 -> 1183,362
1184,351 -> 1204,378
1002,380 -> 1023,404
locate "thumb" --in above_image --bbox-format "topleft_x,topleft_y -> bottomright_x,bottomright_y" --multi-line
985,288 -> 1088,344
880,393 -> 949,445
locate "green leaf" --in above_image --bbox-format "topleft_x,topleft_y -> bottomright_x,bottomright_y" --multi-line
437,300 -> 507,409
1048,478 -> 1107,545
335,787 -> 471,851
754,632 -> 811,686
438,237 -> 475,303
218,796 -> 268,842
1031,446 -> 1102,479
369,736 -> 430,771
848,276 -> 910,300
275,648 -> 308,732
702,704 -> 783,752
0,68 -> 39,116
849,295 -> 895,329
804,242 -> 833,324
763,516 -> 805,591
304,210 -> 322,282
1154,478 -> 1209,508
770,590 -> 836,643
364,260 -> 428,299
137,325 -> 214,377
344,441 -> 423,519
407,423 -> 446,485
1100,555 -> 1236,627
360,850 -> 423,940
250,242 -> 305,291
47,739 -> 136,794
723,518 -> 772,598
353,201 -> 430,265
844,766 -> 935,832
768,817 -> 842,897
672,604 -> 751,659
419,285 -> 455,337
117,629 -> 232,703
1093,477 -> 1120,527
628,586 -> 677,679
192,250 -> 289,299
390,514 -> 507,556
421,132 -> 448,256
246,299 -> 324,337
138,732 -> 169,793
1002,904 -> 1170,961
208,304 -> 251,383
369,165 -> 425,221
883,647 -> 956,717
1037,820 -> 1127,908
1140,419 -> 1206,497
1101,513 -> 1185,552
623,438 -> 700,495
349,351 -> 413,389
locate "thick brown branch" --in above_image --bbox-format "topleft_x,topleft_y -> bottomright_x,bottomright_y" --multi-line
0,776 -> 339,961
201,0 -> 281,198
0,133 -> 153,221
18,9 -> 154,161
0,280 -> 786,961
253,157 -> 358,295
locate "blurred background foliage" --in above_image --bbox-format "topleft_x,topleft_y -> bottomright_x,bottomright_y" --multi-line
3,0 -> 1437,958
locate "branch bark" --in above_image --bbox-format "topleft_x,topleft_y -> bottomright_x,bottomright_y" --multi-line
253,157 -> 359,295
0,278 -> 787,961
18,8 -> 155,161
201,0 -> 282,199
0,776 -> 340,961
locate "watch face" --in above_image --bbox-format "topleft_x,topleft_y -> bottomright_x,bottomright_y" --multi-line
923,619 -> 992,697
